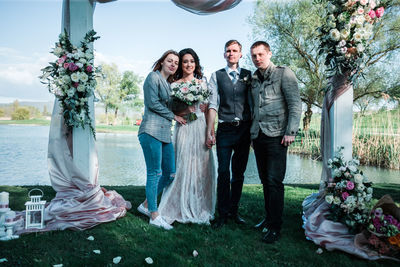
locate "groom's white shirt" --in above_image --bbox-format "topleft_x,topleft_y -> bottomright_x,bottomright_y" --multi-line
208,66 -> 241,122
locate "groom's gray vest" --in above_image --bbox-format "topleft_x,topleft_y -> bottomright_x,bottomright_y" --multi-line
216,68 -> 251,122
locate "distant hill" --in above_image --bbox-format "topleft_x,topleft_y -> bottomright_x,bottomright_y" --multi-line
0,101 -> 54,113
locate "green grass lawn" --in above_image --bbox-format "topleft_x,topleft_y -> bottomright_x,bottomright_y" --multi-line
0,184 -> 399,266
0,119 -> 50,126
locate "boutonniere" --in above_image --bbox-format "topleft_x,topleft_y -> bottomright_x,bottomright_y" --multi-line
239,75 -> 252,85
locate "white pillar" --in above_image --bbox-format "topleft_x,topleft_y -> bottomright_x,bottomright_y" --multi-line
329,86 -> 353,161
62,0 -> 96,182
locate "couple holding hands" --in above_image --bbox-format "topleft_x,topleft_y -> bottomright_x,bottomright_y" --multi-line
137,40 -> 301,244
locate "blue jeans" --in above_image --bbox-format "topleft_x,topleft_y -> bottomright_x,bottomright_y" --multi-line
138,133 -> 175,212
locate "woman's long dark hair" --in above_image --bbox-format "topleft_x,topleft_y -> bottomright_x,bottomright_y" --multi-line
152,49 -> 179,83
174,48 -> 203,81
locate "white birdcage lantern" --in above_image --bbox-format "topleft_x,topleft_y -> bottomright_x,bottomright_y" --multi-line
25,189 -> 46,229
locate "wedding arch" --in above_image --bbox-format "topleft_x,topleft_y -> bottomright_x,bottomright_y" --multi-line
22,0 -> 354,233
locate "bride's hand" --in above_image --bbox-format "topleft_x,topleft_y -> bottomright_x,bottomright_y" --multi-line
174,115 -> 187,125
188,105 -> 196,113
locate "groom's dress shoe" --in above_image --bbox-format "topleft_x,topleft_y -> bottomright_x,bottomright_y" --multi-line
228,213 -> 246,225
254,217 -> 267,229
262,229 -> 280,244
212,217 -> 227,229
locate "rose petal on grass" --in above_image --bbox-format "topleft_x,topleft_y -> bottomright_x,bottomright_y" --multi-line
113,256 -> 122,264
192,250 -> 198,257
87,236 -> 94,241
145,257 -> 153,264
316,248 -> 323,254
93,250 -> 101,254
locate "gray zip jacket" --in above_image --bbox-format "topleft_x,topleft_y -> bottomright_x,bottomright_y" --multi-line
250,62 -> 301,139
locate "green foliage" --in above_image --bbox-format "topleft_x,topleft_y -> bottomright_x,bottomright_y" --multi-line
11,107 -> 30,120
0,185 -> 399,266
0,108 -> 4,117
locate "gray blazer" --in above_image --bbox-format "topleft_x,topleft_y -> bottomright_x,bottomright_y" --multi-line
250,63 -> 301,139
138,71 -> 175,143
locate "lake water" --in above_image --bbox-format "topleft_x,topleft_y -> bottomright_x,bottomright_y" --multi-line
0,125 -> 398,186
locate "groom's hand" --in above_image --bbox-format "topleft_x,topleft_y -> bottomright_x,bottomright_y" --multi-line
281,135 -> 295,147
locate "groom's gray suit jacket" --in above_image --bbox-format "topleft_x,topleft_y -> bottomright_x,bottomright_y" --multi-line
138,70 -> 175,143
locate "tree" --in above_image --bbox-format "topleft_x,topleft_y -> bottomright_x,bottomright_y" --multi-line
11,107 -> 30,120
114,71 -> 143,120
95,63 -> 120,124
249,0 -> 400,130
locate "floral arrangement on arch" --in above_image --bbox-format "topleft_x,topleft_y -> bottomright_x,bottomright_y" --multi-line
40,29 -> 101,138
324,148 -> 373,233
317,0 -> 386,81
170,79 -> 211,121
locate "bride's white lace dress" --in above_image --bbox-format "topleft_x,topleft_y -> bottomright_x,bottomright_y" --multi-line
158,98 -> 217,224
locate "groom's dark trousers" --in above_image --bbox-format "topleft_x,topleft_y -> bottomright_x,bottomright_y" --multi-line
216,121 -> 251,218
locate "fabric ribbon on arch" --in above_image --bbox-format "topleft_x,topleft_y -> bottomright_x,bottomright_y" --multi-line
171,0 -> 242,15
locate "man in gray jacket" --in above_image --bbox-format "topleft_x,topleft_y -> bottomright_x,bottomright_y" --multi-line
250,41 -> 301,243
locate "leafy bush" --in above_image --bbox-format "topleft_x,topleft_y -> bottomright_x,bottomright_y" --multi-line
11,107 -> 30,120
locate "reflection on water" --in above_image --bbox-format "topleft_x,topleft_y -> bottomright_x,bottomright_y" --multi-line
0,125 -> 398,186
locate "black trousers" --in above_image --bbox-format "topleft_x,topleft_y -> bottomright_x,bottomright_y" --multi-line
216,121 -> 251,218
253,131 -> 287,232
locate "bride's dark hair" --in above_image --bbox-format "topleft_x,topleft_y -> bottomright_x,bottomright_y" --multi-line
174,48 -> 203,80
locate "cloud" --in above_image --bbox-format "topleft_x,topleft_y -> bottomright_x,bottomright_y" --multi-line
94,51 -> 152,77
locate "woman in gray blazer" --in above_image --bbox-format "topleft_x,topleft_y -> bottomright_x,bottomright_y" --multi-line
137,50 -> 187,230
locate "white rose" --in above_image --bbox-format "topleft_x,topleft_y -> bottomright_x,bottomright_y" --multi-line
333,169 -> 342,177
328,21 -> 336,29
340,29 -> 350,39
325,195 -> 334,204
367,187 -> 373,194
327,2 -> 336,13
71,73 -> 80,82
356,15 -> 365,25
338,13 -> 346,22
339,40 -> 346,47
357,183 -> 365,191
329,29 -> 341,41
53,46 -> 63,56
79,58 -> 87,64
328,14 -> 336,22
77,85 -> 85,92
67,88 -> 75,97
348,165 -> 357,173
80,72 -> 89,83
333,197 -> 341,205
360,0 -> 368,5
62,75 -> 71,84
85,51 -> 93,60
187,93 -> 194,102
369,0 -> 376,9
354,173 -> 363,184
76,63 -> 83,69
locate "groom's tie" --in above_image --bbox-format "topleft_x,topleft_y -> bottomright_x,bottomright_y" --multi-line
230,71 -> 238,84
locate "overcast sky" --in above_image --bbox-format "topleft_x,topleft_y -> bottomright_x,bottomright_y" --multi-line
0,0 -> 257,103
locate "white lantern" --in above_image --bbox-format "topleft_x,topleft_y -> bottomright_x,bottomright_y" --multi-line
25,189 -> 46,229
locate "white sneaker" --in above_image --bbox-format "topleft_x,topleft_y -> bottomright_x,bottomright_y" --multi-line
149,215 -> 173,230
137,203 -> 150,217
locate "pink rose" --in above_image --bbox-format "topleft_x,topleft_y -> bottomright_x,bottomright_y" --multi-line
346,181 -> 355,190
376,7 -> 384,18
180,87 -> 189,93
357,7 -> 364,15
63,62 -> 70,69
86,65 -> 93,72
57,55 -> 67,65
342,192 -> 350,200
68,63 -> 78,72
368,10 -> 376,19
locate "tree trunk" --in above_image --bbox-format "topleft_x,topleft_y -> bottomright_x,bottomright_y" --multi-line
114,107 -> 118,125
303,102 -> 313,131
105,105 -> 108,125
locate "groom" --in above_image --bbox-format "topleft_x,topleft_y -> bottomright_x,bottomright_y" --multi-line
206,40 -> 252,228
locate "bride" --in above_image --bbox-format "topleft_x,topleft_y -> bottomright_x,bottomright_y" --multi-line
158,48 -> 217,224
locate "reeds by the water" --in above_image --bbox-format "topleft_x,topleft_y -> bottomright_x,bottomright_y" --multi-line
290,108 -> 400,169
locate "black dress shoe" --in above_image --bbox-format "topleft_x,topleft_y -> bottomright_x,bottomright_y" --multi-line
228,213 -> 246,225
212,217 -> 227,229
254,217 -> 267,229
262,229 -> 280,244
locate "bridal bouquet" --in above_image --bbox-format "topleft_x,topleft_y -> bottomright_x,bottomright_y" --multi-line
39,29 -> 101,138
324,149 -> 373,233
170,79 -> 211,121
317,0 -> 386,80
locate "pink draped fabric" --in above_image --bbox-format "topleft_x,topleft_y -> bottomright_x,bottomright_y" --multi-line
302,73 -> 397,260
15,0 -> 129,234
171,0 -> 242,15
